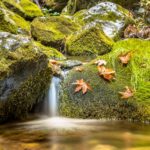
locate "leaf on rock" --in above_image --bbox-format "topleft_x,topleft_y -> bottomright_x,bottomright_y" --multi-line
75,66 -> 84,72
119,86 -> 134,99
49,59 -> 60,65
98,66 -> 115,81
95,59 -> 107,66
119,52 -> 131,65
72,79 -> 92,94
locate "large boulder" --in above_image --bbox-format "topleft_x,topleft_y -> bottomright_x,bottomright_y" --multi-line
60,39 -> 150,122
0,32 -> 53,121
42,0 -> 69,12
63,0 -> 140,15
2,0 -> 43,20
65,23 -> 114,56
31,16 -> 80,50
0,4 -> 30,34
73,2 -> 133,40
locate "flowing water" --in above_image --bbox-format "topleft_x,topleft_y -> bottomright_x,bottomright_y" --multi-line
0,71 -> 150,150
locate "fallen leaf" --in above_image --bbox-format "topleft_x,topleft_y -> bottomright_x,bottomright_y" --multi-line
119,86 -> 134,99
75,66 -> 84,72
119,52 -> 131,65
49,59 -> 59,65
72,79 -> 92,94
98,66 -> 115,81
95,59 -> 107,66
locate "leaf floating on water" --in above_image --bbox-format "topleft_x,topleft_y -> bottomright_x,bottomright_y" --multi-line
98,66 -> 115,81
119,52 -> 131,65
95,59 -> 107,66
119,86 -> 134,99
75,66 -> 84,72
72,79 -> 92,94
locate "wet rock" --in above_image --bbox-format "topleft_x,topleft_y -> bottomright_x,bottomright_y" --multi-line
73,2 -> 133,40
65,23 -> 114,56
63,0 -> 139,15
61,60 -> 82,69
60,39 -> 150,122
0,4 -> 30,34
42,0 -> 69,12
0,32 -> 65,120
31,16 -> 80,50
2,0 -> 43,20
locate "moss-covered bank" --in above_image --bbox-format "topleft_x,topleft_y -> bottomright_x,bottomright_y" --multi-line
60,38 -> 150,122
0,32 -> 53,120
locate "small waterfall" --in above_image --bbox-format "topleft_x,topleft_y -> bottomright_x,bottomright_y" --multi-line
33,0 -> 41,8
48,77 -> 61,117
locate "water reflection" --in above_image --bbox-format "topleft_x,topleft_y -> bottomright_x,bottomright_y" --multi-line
0,117 -> 150,150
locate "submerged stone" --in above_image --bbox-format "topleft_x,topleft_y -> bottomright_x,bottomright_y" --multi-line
2,0 -> 43,19
60,38 -> 150,122
31,16 -> 80,49
65,23 -> 114,56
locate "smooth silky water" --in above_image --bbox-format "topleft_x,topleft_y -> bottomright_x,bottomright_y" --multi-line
0,74 -> 150,150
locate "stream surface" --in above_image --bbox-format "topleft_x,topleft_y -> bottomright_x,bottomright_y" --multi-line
0,117 -> 150,150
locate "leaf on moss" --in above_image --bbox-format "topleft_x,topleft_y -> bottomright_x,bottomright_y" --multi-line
119,52 -> 131,65
74,66 -> 84,72
119,86 -> 134,99
72,79 -> 92,94
98,66 -> 115,81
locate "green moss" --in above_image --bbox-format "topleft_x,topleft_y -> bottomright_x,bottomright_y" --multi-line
0,7 -> 30,34
60,39 -> 150,122
65,24 -> 114,56
3,0 -> 43,19
33,41 -> 66,60
31,16 -> 80,49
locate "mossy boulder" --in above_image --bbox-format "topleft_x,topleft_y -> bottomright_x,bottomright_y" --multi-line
73,2 -> 133,40
31,16 -> 80,50
60,39 -> 150,122
2,0 -> 43,20
65,23 -> 114,56
42,0 -> 69,12
63,0 -> 139,15
0,32 -> 54,121
0,5 -> 30,34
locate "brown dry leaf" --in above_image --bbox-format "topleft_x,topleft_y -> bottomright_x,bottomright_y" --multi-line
75,67 -> 84,72
98,66 -> 115,81
119,86 -> 134,99
119,52 -> 131,65
49,59 -> 60,65
72,79 -> 92,94
95,59 -> 107,66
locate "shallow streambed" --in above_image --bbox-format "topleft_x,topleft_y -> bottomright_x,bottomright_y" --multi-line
0,117 -> 150,150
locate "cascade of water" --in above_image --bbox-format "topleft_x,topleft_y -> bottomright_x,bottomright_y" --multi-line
48,77 -> 61,117
33,0 -> 41,8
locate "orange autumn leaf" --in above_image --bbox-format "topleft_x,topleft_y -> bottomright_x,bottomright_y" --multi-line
72,79 -> 92,94
49,59 -> 60,65
119,86 -> 134,99
98,66 -> 115,81
75,66 -> 84,72
119,52 -> 131,65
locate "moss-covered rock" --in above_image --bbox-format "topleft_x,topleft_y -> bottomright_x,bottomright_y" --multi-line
31,16 -> 80,49
63,0 -> 139,15
73,2 -> 133,40
0,5 -> 30,34
60,38 -> 150,122
65,23 -> 114,56
42,0 -> 69,12
0,32 -> 56,120
2,0 -> 43,20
